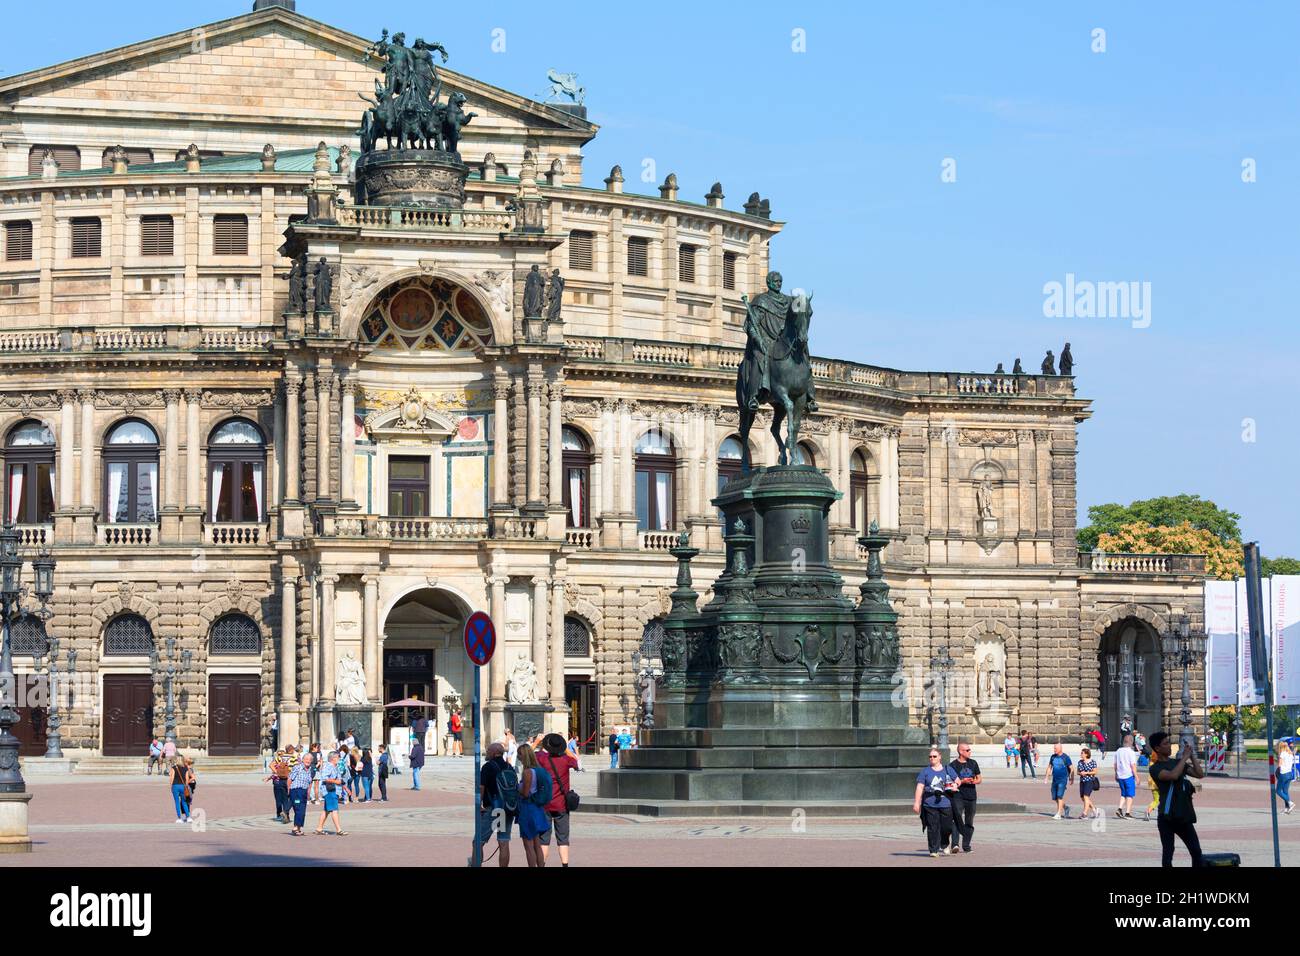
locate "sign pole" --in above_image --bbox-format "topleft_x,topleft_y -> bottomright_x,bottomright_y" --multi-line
461,610 -> 495,869
471,661 -> 482,868
1245,542 -> 1281,868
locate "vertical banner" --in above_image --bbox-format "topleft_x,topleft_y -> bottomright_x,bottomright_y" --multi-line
1272,576 -> 1300,705
1205,580 -> 1238,705
1236,577 -> 1267,705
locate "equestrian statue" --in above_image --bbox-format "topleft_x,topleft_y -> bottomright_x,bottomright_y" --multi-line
358,30 -> 475,155
736,270 -> 819,470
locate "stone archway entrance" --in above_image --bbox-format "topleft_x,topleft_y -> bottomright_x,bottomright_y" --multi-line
1099,618 -> 1163,743
381,587 -> 471,756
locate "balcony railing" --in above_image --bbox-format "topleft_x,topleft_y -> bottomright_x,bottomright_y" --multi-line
15,523 -> 51,547
565,527 -> 595,548
378,517 -> 489,541
97,523 -> 156,546
1079,551 -> 1206,575
640,529 -> 678,552
0,325 -> 274,355
488,516 -> 539,540
206,522 -> 266,546
336,205 -> 514,233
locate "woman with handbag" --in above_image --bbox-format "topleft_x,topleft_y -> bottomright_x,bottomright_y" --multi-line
1274,740 -> 1295,813
539,733 -> 580,867
169,755 -> 191,824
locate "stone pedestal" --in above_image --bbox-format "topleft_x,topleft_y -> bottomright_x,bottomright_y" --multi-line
355,149 -> 469,209
589,466 -> 929,815
0,792 -> 32,853
504,703 -> 549,742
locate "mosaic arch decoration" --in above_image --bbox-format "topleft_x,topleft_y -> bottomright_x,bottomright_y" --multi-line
358,276 -> 494,353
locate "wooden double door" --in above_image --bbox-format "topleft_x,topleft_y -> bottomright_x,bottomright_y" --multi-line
102,674 -> 154,757
208,674 -> 262,756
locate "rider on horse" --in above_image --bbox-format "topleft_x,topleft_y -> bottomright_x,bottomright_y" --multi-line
741,271 -> 818,413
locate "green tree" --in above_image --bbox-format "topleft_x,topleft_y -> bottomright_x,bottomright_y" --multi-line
1077,495 -> 1242,553
1262,556 -> 1300,576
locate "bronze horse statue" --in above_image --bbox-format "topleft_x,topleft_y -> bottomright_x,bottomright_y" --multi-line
736,290 -> 815,470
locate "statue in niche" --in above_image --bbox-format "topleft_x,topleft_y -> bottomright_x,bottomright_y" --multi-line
976,478 -> 996,520
545,269 -> 565,322
979,652 -> 1005,703
523,265 -> 545,319
287,255 -> 308,313
336,652 -> 368,706
313,258 -> 334,312
507,656 -> 540,704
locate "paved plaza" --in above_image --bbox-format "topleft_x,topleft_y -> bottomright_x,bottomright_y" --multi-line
3,758 -> 1295,867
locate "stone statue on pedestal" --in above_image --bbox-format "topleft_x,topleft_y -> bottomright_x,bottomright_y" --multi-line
1041,350 -> 1056,375
523,265 -> 545,318
545,269 -> 564,322
287,255 -> 307,313
337,652 -> 368,706
507,657 -> 540,704
1059,342 -> 1074,376
313,258 -> 333,312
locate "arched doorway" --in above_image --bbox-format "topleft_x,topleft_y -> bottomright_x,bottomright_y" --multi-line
381,587 -> 471,755
1099,618 -> 1163,743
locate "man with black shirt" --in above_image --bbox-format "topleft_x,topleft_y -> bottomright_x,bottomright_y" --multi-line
1149,730 -> 1205,867
948,740 -> 982,853
478,741 -> 515,867
1018,729 -> 1036,778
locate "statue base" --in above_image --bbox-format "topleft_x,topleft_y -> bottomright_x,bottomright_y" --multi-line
589,466 -> 930,814
355,149 -> 469,209
0,792 -> 32,853
504,703 -> 549,742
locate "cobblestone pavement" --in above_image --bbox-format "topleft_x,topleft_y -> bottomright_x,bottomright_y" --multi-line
5,763 -> 1297,867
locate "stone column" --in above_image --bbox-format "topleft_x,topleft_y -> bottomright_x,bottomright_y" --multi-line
316,369 -> 332,501
491,376 -> 510,509
362,575 -> 379,701
58,391 -> 75,509
78,390 -> 95,510
184,389 -> 202,511
531,575 -> 549,700
599,401 -> 615,514
279,571 -> 298,741
489,574 -> 508,702
284,374 -> 301,503
547,379 -> 564,509
526,371 -> 543,506
549,576 -> 566,721
163,389 -> 180,509
272,385 -> 285,508
320,575 -> 337,701
340,375 -> 356,509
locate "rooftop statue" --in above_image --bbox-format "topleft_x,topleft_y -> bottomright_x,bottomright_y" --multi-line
736,270 -> 819,470
359,28 -> 471,155
543,69 -> 586,106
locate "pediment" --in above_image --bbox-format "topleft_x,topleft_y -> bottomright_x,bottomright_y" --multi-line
365,387 -> 457,442
0,7 -> 595,148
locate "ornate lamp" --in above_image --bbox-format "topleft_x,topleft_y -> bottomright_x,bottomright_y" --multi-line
929,645 -> 955,755
1161,615 -> 1206,751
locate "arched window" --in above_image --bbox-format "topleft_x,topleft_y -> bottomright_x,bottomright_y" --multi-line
638,618 -> 665,660
104,613 -> 153,656
210,613 -> 261,656
104,420 -> 159,524
634,429 -> 675,531
718,436 -> 744,493
563,615 -> 591,658
208,419 -> 266,523
562,426 -> 592,528
850,450 -> 870,534
793,442 -> 816,468
11,614 -> 48,657
6,419 -> 55,524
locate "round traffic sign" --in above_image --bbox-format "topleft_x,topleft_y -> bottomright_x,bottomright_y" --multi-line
463,611 -> 496,666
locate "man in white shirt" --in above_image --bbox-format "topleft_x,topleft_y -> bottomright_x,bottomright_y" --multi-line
1113,733 -> 1139,818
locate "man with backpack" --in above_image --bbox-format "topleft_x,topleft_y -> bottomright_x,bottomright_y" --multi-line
538,733 -> 579,867
478,741 -> 518,866
1149,731 -> 1205,866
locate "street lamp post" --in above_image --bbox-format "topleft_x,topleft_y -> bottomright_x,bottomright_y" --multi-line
1161,615 -> 1207,754
0,526 -> 56,794
1106,643 -> 1143,739
930,645 -> 954,756
150,638 -> 192,746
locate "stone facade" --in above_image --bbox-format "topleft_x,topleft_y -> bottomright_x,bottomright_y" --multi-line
0,6 -> 1205,759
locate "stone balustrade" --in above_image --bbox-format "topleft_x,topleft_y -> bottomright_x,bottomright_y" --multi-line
95,329 -> 169,351
15,524 -> 51,547
378,516 -> 489,541
199,328 -> 273,351
640,529 -> 678,552
207,522 -> 265,545
0,331 -> 61,353
489,516 -> 538,540
97,523 -> 156,546
565,527 -> 594,548
336,205 -> 513,232
1078,552 -> 1207,575
956,375 -> 1019,395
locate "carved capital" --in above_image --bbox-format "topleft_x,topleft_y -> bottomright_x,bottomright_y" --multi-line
163,389 -> 182,406
76,388 -> 96,405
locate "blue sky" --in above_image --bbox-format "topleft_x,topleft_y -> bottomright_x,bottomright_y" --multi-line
4,1 -> 1296,553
